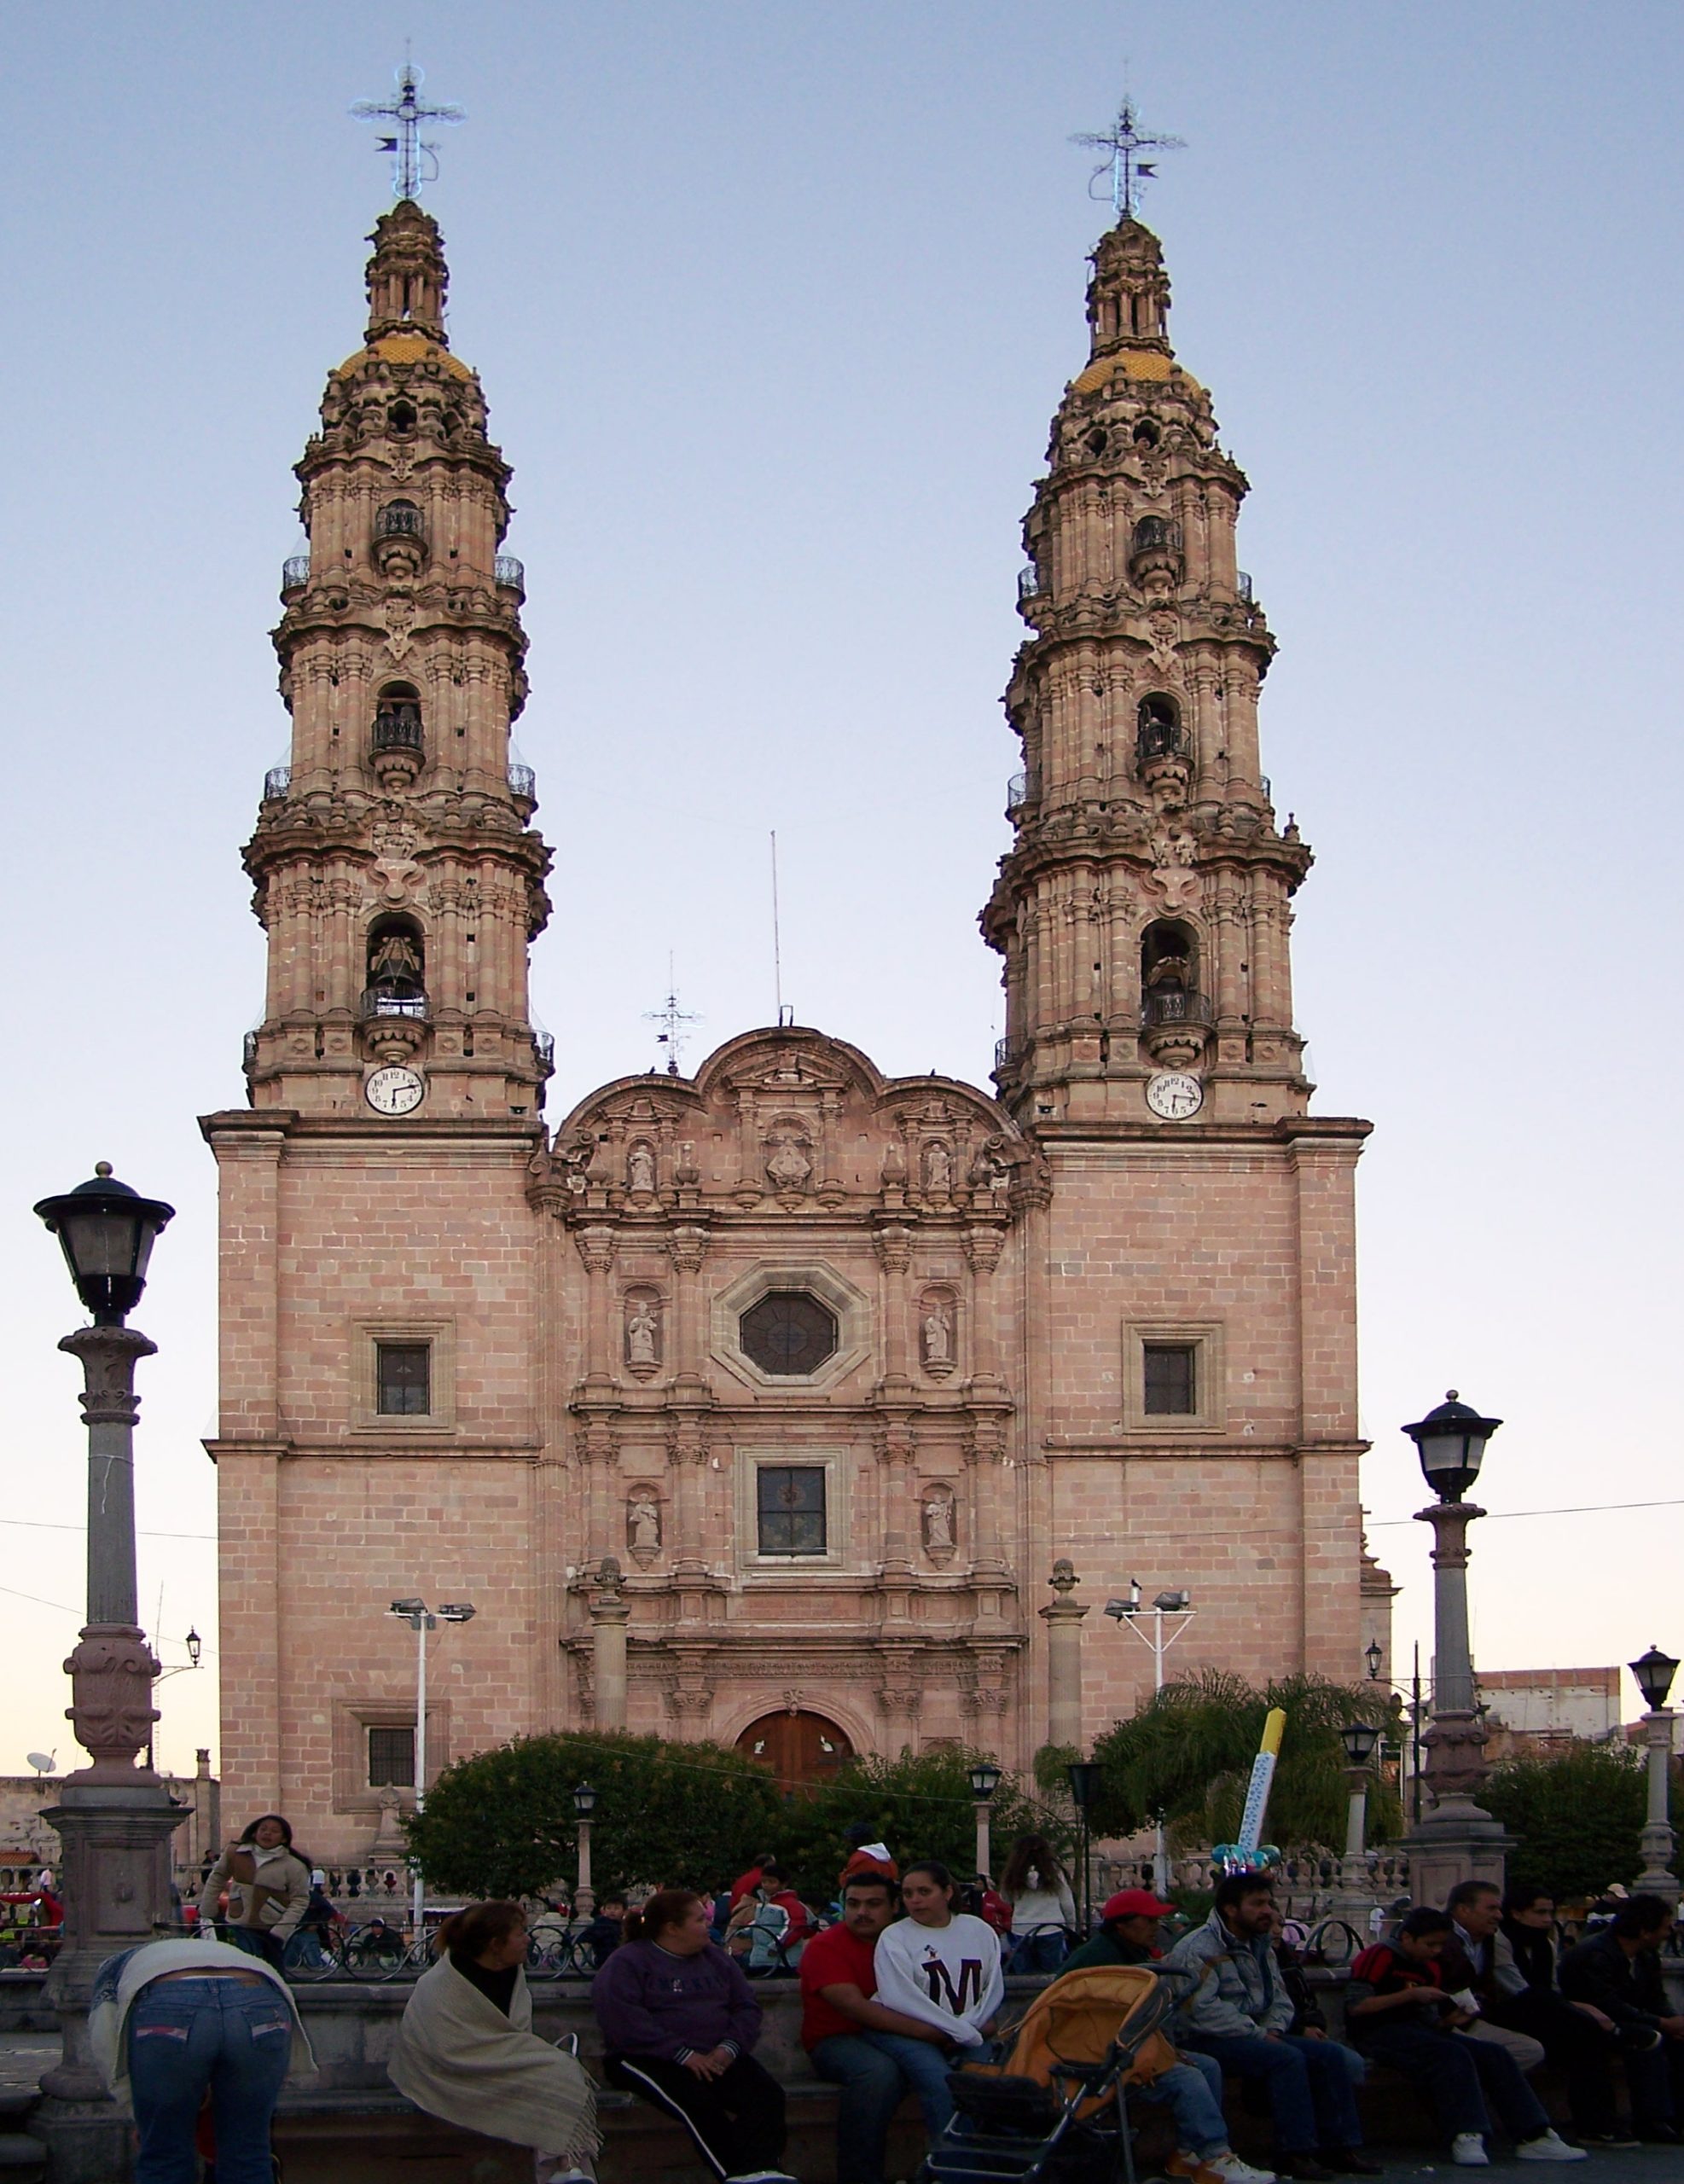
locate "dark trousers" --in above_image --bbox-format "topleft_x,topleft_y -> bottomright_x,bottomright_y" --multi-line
1181,2032 -> 1363,2155
1356,2022 -> 1548,2143
1624,2036 -> 1684,2131
1487,1990 -> 1617,2134
609,2050 -> 786,2179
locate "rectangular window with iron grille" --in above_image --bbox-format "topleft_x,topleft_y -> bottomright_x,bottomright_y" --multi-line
757,1467 -> 827,1556
1143,1341 -> 1197,1416
376,1341 -> 431,1416
368,1725 -> 415,1786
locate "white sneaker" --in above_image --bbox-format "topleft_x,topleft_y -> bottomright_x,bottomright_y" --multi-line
1451,2136 -> 1489,2167
1515,2134 -> 1588,2164
1208,2156 -> 1277,2184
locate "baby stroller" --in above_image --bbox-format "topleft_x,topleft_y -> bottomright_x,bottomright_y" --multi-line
920,1964 -> 1178,2184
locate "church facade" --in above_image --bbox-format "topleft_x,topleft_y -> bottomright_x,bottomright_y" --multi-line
202,197 -> 1372,1860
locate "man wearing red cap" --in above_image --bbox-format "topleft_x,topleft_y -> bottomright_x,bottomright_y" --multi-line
1061,1890 -> 1275,2184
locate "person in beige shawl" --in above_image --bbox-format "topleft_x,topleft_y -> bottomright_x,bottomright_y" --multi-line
391,1900 -> 601,2183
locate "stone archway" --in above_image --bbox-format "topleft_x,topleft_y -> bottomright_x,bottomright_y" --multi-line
735,1711 -> 853,1795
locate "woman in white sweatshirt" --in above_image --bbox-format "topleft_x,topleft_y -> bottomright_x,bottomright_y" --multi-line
871,1861 -> 1006,2144
998,1833 -> 1077,1975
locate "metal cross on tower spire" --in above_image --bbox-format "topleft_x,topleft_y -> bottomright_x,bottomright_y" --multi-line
645,960 -> 703,1077
351,59 -> 465,202
1071,96 -> 1185,223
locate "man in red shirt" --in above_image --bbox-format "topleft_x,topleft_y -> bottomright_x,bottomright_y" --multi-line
800,1869 -> 958,2184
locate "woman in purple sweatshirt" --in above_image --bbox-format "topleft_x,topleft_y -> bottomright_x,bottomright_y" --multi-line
590,1888 -> 793,2184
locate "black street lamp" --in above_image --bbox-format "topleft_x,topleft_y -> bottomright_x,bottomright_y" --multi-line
1630,1647 -> 1681,1897
1338,1721 -> 1381,1859
573,1782 -> 599,1914
1631,1647 -> 1680,1715
1401,1390 -> 1502,1504
1364,1641 -> 1383,1682
969,1760 -> 1002,1881
1338,1722 -> 1382,1769
34,1164 -> 175,1327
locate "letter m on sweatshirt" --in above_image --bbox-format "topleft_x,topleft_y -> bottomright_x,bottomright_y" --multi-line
922,1955 -> 984,2014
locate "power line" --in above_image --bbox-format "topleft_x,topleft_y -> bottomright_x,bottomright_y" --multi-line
0,1583 -> 213,1658
1368,1496 -> 1684,1529
0,1518 -> 214,1542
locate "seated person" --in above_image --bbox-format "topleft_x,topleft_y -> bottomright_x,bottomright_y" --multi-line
1346,1908 -> 1582,2168
801,1867 -> 967,2184
391,1898 -> 598,2184
1062,1888 -> 1276,2184
1560,1893 -> 1684,2144
1163,1874 -> 1376,2182
1495,1882 -> 1638,2146
870,1861 -> 1005,2142
582,1892 -> 626,1970
592,1887 -> 795,2184
1439,1882 -> 1546,2075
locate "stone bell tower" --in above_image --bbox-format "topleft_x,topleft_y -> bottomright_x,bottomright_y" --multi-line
983,218 -> 1309,1128
242,198 -> 552,1118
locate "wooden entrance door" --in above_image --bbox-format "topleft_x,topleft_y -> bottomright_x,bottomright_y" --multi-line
735,1711 -> 853,1795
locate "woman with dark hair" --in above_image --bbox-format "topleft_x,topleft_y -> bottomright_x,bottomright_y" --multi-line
391,1900 -> 599,2183
591,1887 -> 795,2184
870,1860 -> 1005,2142
998,1833 -> 1077,1974
195,1815 -> 311,1971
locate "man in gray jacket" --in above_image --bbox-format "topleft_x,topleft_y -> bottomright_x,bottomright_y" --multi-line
1164,1874 -> 1378,2182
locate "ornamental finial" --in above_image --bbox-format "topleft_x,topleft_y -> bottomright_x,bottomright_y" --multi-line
1071,93 -> 1185,224
351,55 -> 464,203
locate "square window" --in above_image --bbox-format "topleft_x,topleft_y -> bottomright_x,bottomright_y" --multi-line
1143,1341 -> 1197,1416
757,1467 -> 827,1556
376,1342 -> 431,1416
368,1724 -> 415,1787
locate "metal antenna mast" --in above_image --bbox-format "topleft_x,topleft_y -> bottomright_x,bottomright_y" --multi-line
1071,95 -> 1185,222
352,57 -> 465,202
644,957 -> 702,1077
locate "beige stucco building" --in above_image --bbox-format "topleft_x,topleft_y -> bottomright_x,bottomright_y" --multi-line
202,198 -> 1373,1861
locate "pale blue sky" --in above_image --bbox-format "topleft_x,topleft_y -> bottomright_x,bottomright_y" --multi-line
3,3 -> 1680,1776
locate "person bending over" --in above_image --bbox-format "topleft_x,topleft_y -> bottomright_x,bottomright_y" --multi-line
1560,1892 -> 1684,2143
1346,1907 -> 1582,2169
1164,1874 -> 1377,2182
391,1899 -> 599,2184
592,1887 -> 795,2184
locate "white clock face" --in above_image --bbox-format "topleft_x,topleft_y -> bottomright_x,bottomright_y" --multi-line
1146,1071 -> 1204,1121
365,1066 -> 425,1117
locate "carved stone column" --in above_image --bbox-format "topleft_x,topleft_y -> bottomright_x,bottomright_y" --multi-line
875,1419 -> 917,1585
666,1415 -> 709,1581
1040,1560 -> 1090,1751
574,1226 -> 617,1393
962,1224 -> 1006,1386
874,1223 -> 914,1391
588,1561 -> 631,1732
667,1224 -> 711,1395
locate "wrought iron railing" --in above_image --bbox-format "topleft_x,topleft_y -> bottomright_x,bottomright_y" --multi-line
1137,723 -> 1188,764
1130,515 -> 1182,555
494,555 -> 525,594
281,555 -> 310,590
1017,564 -> 1043,602
508,762 -> 536,799
263,765 -> 292,799
1006,769 -> 1041,816
372,711 -> 424,753
1141,989 -> 1215,1030
1236,570 -> 1254,602
532,1031 -> 555,1068
375,502 -> 425,539
360,987 -> 429,1020
1261,775 -> 1272,802
994,1036 -> 1019,1071
242,1031 -> 258,1070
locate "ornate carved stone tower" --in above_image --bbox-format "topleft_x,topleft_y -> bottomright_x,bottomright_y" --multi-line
984,218 -> 1308,1127
244,200 -> 551,1117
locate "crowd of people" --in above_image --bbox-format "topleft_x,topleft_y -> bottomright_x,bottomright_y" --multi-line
87,1809 -> 1684,2184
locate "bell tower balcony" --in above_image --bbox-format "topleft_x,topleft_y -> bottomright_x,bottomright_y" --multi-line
373,500 -> 427,579
360,984 -> 430,1063
1141,986 -> 1213,1069
370,694 -> 425,790
1128,514 -> 1183,595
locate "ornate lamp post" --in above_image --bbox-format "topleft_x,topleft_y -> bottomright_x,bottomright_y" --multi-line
969,1759 -> 1002,1883
32,1164 -> 189,2178
1629,1645 -> 1679,1902
1067,1760 -> 1101,1938
1400,1389 -> 1513,1899
572,1781 -> 600,1917
1338,1722 -> 1382,1859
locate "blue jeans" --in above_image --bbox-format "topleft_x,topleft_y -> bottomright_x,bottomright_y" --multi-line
1182,2031 -> 1364,2154
224,1925 -> 286,1972
811,2032 -> 926,2184
127,1976 -> 293,2184
1010,1929 -> 1069,1975
1134,2053 -> 1232,2158
855,2029 -> 959,2140
1356,2023 -> 1548,2143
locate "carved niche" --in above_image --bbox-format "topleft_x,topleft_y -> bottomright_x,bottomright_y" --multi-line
764,1118 -> 814,1196
921,1140 -> 955,1199
625,1490 -> 663,1566
919,1287 -> 957,1380
625,1141 -> 658,1197
623,1287 -> 664,1380
920,1484 -> 958,1563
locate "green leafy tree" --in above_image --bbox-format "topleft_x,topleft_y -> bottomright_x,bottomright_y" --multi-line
769,1747 -> 1069,1904
1483,1743 -> 1649,1905
404,1730 -> 782,1900
1089,1670 -> 1402,1850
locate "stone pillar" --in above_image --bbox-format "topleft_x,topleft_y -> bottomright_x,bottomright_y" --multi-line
1040,1560 -> 1090,1751
589,1565 -> 631,1732
874,1223 -> 913,1387
1636,1709 -> 1679,1902
667,1225 -> 710,1391
1402,1499 -> 1513,1901
574,1226 -> 616,1390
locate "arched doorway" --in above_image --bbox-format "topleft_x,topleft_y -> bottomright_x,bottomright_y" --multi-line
735,1711 -> 853,1796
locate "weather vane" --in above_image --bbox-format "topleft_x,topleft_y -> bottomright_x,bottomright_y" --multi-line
645,958 -> 702,1077
352,57 -> 464,202
1071,95 -> 1185,222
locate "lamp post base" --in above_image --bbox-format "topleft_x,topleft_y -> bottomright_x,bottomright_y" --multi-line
1635,1821 -> 1679,1906
32,1783 -> 187,2183
1402,1792 -> 1514,1908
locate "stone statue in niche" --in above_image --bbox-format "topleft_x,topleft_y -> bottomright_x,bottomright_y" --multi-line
765,1130 -> 813,1191
626,1141 -> 656,1194
923,1141 -> 953,1196
625,1297 -> 660,1372
626,1496 -> 661,1557
921,1488 -> 956,1554
920,1298 -> 955,1374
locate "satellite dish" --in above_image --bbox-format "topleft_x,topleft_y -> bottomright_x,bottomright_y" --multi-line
26,1753 -> 55,1777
